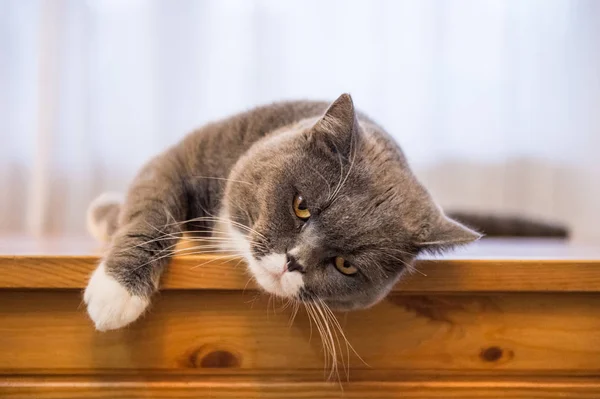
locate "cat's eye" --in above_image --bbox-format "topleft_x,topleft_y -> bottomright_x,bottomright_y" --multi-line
293,194 -> 311,220
334,256 -> 358,275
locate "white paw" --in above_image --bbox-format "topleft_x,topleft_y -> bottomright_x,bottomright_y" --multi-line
84,262 -> 149,331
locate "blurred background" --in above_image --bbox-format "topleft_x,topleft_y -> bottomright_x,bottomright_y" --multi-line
1,0 -> 599,242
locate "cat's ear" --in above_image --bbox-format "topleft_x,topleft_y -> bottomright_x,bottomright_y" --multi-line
417,212 -> 482,253
309,93 -> 359,157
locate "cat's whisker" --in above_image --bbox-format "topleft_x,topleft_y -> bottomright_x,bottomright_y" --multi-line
158,212 -> 267,242
143,219 -> 181,240
332,158 -> 355,204
312,300 -> 341,383
271,296 -> 278,315
281,298 -> 296,313
317,299 -> 347,382
232,257 -> 245,270
379,246 -> 417,257
416,238 -> 478,246
277,298 -> 289,312
318,299 -> 349,378
155,243 -> 235,257
120,235 -> 181,260
266,295 -> 274,319
244,292 -> 261,307
127,244 -> 195,272
127,230 -> 266,254
382,253 -> 426,276
125,223 -> 221,250
173,249 -> 247,258
160,226 -> 248,242
289,300 -> 300,326
304,303 -> 313,343
129,233 -> 185,250
319,299 -> 369,370
327,146 -> 345,204
162,205 -> 179,230
306,302 -> 331,376
224,196 -> 253,222
180,213 -> 267,241
227,222 -> 267,240
189,253 -> 244,270
190,175 -> 253,186
273,294 -> 280,315
181,236 -> 268,251
409,266 -> 427,277
308,164 -> 333,201
181,234 -> 242,241
184,231 -> 240,238
168,209 -> 269,250
242,275 -> 256,294
307,301 -> 337,382
373,246 -> 423,276
147,241 -> 187,260
158,214 -> 219,229
304,304 -> 323,367
123,225 -> 253,273
328,132 -> 358,206
129,246 -> 241,273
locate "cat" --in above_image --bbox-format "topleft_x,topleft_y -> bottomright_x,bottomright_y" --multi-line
84,93 -> 567,331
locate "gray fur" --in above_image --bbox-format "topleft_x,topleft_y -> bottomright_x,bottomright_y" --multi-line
89,94 -> 480,309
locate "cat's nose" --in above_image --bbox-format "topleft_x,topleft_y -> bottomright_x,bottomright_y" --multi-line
285,253 -> 305,273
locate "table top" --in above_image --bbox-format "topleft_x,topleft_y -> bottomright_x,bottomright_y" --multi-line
1,236 -> 599,292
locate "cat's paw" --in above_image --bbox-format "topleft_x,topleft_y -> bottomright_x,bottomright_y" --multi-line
84,262 -> 149,331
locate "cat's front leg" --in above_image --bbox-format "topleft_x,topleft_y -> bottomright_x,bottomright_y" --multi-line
84,157 -> 188,331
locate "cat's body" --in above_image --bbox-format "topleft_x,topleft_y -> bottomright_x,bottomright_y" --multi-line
84,94 -> 566,331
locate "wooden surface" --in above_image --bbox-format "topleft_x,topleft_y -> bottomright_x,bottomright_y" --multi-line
2,290 -> 600,372
1,236 -> 600,398
1,236 -> 600,292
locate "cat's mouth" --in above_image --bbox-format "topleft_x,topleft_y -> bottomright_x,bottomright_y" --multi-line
247,253 -> 305,298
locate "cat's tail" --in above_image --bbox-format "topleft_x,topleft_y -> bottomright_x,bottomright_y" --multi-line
86,192 -> 124,243
446,211 -> 569,238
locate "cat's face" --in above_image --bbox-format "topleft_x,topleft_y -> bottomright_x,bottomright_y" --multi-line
224,94 -> 479,310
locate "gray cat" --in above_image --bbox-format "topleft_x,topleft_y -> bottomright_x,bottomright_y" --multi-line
84,94 -> 566,331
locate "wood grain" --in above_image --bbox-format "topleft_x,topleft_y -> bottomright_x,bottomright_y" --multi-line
2,375 -> 600,399
1,290 -> 600,372
2,237 -> 600,398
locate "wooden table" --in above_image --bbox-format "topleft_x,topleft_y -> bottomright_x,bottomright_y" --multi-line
1,236 -> 599,398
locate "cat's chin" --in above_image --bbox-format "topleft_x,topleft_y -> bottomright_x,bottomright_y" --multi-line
306,286 -> 395,312
319,298 -> 370,312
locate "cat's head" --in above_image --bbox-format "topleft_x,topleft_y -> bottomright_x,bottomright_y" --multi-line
224,94 -> 480,310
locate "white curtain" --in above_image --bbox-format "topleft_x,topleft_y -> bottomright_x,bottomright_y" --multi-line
2,0 -> 599,242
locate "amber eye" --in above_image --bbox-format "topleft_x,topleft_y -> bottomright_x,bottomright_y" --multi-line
334,256 -> 358,275
293,194 -> 311,220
